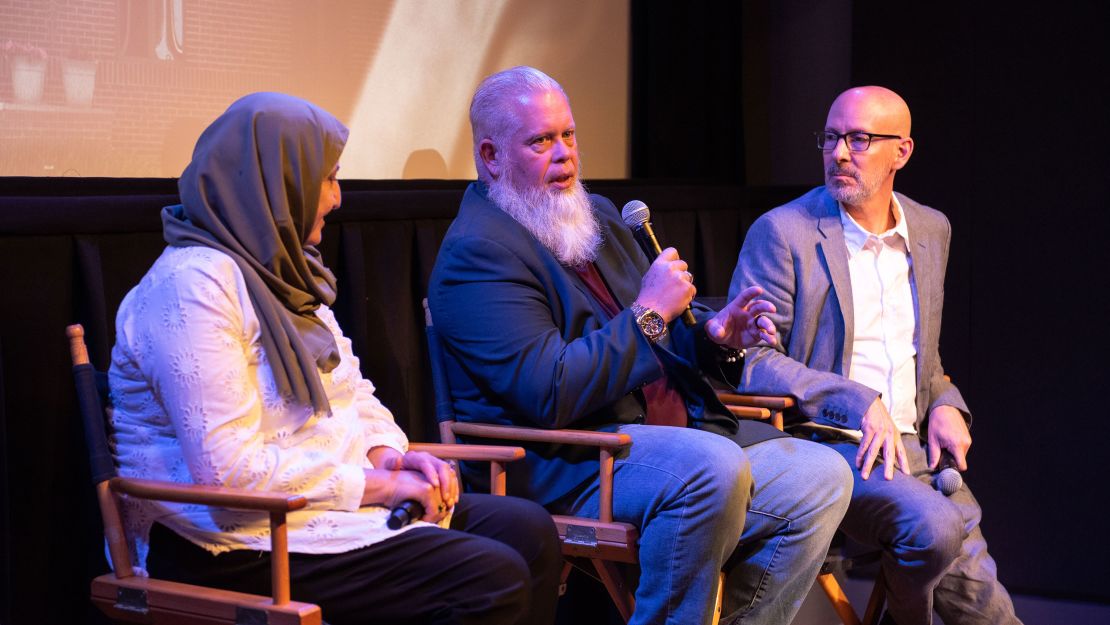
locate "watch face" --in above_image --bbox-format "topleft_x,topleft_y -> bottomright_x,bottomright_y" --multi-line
639,310 -> 666,339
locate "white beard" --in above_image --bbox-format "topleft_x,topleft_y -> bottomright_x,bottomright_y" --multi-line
488,172 -> 603,267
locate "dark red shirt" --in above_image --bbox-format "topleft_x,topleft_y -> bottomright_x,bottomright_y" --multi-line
573,263 -> 687,427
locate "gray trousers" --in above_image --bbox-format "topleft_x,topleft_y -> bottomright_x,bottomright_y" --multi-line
824,434 -> 1022,625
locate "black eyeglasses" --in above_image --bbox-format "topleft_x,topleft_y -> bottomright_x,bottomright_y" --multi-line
816,131 -> 902,152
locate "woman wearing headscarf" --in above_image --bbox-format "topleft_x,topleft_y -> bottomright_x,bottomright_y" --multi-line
108,92 -> 560,625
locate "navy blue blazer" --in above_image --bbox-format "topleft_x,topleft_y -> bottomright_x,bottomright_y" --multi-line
429,182 -> 782,505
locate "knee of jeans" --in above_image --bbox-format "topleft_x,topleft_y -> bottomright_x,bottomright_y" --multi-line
731,452 -> 753,505
707,442 -> 752,514
893,504 -> 963,570
824,447 -> 854,511
802,444 -> 854,517
689,435 -> 751,494
929,504 -> 965,566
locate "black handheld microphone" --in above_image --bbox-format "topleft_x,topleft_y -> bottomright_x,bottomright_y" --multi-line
933,450 -> 963,496
621,200 -> 697,327
386,500 -> 425,529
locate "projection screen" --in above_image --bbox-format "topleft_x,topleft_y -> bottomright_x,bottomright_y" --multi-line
0,0 -> 629,179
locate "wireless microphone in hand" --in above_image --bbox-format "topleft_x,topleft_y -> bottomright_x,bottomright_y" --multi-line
386,499 -> 425,529
933,450 -> 963,496
621,200 -> 697,327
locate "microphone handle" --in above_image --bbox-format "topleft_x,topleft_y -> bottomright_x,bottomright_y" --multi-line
937,449 -> 960,472
634,222 -> 664,257
679,303 -> 697,327
387,499 -> 424,530
632,224 -> 697,327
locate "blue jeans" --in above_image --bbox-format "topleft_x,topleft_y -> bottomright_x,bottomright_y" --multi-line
826,434 -> 1022,625
555,425 -> 749,625
555,425 -> 851,625
719,436 -> 853,625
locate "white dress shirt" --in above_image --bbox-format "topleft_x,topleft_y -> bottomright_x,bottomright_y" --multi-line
841,197 -> 919,435
109,246 -> 423,572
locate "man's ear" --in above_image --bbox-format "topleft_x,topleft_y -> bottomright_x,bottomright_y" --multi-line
478,139 -> 501,179
893,136 -> 915,171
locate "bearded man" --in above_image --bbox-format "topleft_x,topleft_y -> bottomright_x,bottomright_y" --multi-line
429,66 -> 851,625
729,86 -> 1023,625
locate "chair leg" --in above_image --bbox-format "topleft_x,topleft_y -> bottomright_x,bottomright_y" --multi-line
592,558 -> 635,623
711,571 -> 725,625
558,560 -> 573,597
576,561 -> 724,625
817,572 -> 862,625
861,570 -> 886,625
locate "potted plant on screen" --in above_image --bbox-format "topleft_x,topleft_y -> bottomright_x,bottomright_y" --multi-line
3,40 -> 48,104
60,48 -> 97,107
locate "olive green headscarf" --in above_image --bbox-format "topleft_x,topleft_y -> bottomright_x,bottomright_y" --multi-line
163,92 -> 349,425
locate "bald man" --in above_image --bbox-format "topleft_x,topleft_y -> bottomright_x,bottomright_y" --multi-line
728,87 -> 1022,625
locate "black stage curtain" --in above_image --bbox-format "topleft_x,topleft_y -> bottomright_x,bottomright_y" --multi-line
630,3 -> 745,181
847,3 -> 1110,604
0,176 -> 804,624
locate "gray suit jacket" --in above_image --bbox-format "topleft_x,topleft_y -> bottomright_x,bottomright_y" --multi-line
728,186 -> 969,436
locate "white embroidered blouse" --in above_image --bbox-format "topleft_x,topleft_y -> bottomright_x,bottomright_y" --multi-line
109,246 -> 421,571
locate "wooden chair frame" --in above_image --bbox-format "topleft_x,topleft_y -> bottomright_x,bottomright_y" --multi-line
69,324 -> 525,625
422,300 -> 643,621
443,420 -> 642,622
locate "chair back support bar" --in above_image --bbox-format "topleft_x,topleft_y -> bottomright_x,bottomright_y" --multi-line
69,325 -> 136,578
68,326 -> 117,484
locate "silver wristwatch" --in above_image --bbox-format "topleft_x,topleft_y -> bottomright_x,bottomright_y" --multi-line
631,303 -> 668,343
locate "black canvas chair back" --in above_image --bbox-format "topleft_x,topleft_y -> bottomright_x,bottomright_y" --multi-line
73,356 -> 115,484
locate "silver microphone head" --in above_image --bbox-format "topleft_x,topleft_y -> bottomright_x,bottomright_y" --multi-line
621,200 -> 650,228
934,468 -> 963,496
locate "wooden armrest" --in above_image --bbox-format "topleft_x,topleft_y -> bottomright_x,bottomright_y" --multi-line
716,392 -> 796,410
91,574 -> 322,624
110,477 -> 307,512
716,392 -> 793,432
451,422 -> 632,448
550,515 -> 639,564
450,422 -> 629,523
409,442 -> 525,462
443,423 -> 630,524
110,476 -> 305,604
723,405 -> 772,420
